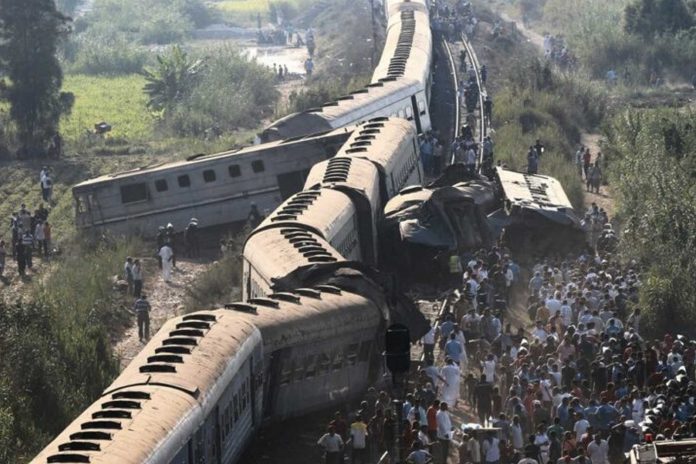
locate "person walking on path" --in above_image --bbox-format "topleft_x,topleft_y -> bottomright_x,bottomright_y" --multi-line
132,259 -> 143,298
133,294 -> 151,342
124,257 -> 134,295
158,244 -> 174,283
318,426 -> 344,464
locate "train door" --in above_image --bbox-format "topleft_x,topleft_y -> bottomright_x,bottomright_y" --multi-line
410,95 -> 423,134
276,170 -> 309,200
262,348 -> 291,419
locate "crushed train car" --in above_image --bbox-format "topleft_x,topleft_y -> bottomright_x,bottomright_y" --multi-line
380,180 -> 496,284
489,167 -> 584,256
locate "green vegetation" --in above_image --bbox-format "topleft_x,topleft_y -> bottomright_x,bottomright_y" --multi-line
62,74 -> 155,143
0,237 -> 143,462
213,0 -> 318,27
508,0 -> 696,82
0,0 -> 74,157
602,109 -> 696,337
490,56 -> 605,210
185,233 -> 245,310
146,45 -> 279,136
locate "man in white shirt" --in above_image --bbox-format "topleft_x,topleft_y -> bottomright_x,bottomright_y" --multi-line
317,426 -> 344,464
421,323 -> 437,363
436,402 -> 453,463
586,435 -> 609,464
546,291 -> 562,315
559,300 -> 573,327
482,433 -> 501,464
573,412 -> 590,438
531,321 -> 548,342
158,244 -> 174,282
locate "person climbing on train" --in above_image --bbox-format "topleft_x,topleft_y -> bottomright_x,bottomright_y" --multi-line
133,294 -> 151,342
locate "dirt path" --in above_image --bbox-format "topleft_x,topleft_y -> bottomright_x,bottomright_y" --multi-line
580,133 -> 616,216
114,257 -> 209,370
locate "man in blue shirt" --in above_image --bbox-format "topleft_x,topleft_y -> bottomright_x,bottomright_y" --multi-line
444,333 -> 463,364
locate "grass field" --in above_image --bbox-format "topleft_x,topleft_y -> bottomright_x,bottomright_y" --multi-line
61,74 -> 155,144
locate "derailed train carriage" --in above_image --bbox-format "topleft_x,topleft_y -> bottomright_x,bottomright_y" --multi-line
488,167 -> 585,256
259,0 -> 433,142
72,128 -> 352,237
31,278 -> 395,464
242,118 -> 424,300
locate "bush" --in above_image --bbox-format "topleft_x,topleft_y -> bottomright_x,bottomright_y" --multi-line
163,46 -> 279,136
603,109 -> 696,337
69,40 -> 150,75
0,236 -> 144,461
185,233 -> 244,310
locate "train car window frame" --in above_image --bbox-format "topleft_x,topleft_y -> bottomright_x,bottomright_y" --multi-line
332,350 -> 344,371
304,355 -> 317,379
228,164 -> 241,178
418,99 -> 427,115
178,174 -> 191,188
251,160 -> 265,173
120,182 -> 149,204
317,353 -> 331,376
346,344 -> 359,366
154,179 -> 168,192
202,169 -> 217,183
358,341 -> 371,362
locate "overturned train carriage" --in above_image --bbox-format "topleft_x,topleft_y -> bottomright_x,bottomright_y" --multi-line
489,167 -> 584,256
72,128 -> 352,237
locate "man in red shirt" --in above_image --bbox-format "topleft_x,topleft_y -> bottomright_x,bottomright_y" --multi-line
427,399 -> 440,441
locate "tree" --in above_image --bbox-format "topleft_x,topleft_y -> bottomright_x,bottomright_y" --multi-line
142,45 -> 204,116
0,0 -> 73,158
625,0 -> 695,37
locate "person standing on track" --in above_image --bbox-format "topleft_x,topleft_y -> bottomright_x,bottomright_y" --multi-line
158,243 -> 174,283
133,294 -> 151,342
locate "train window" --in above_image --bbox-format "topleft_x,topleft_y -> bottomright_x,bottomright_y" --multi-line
305,355 -> 317,379
177,174 -> 191,188
154,179 -> 168,192
358,341 -> 371,362
346,344 -> 359,366
397,109 -> 405,118
202,169 -> 216,183
332,351 -> 344,371
251,160 -> 265,173
279,363 -> 292,386
317,353 -> 330,376
228,164 -> 241,177
406,106 -> 413,119
233,394 -> 239,422
120,183 -> 148,204
293,362 -> 305,382
418,99 -> 426,115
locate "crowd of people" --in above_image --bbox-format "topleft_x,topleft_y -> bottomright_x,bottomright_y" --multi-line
573,146 -> 603,194
2,167 -> 55,279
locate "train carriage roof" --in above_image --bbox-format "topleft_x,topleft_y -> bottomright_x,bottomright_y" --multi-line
494,167 -> 580,226
31,315 -> 261,464
226,289 -> 384,353
338,117 -> 415,172
244,227 -> 347,286
254,188 -> 356,241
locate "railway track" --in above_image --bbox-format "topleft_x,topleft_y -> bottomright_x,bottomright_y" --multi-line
429,32 -> 461,164
459,31 -> 489,169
